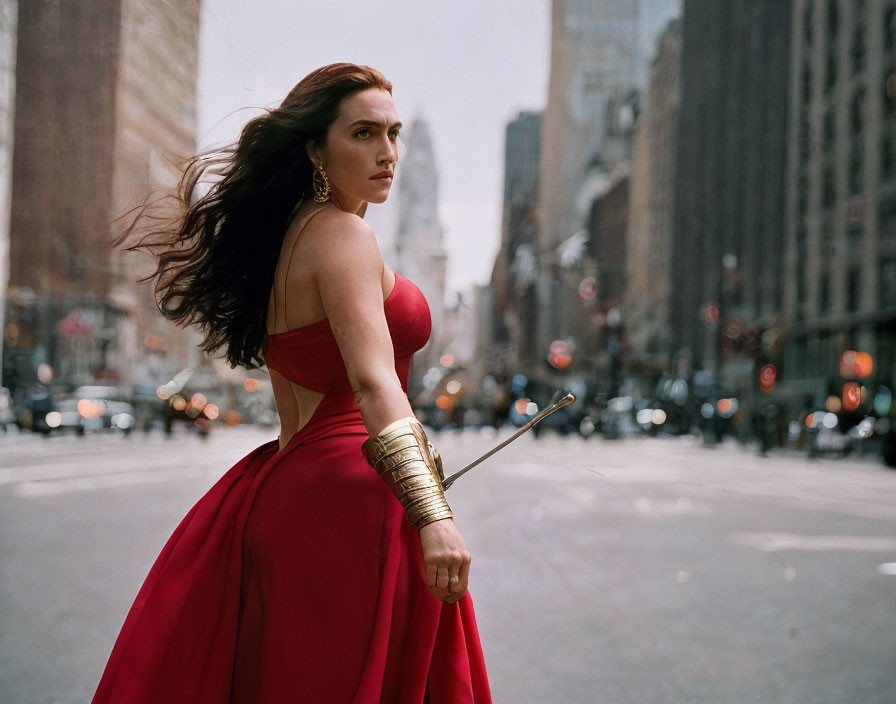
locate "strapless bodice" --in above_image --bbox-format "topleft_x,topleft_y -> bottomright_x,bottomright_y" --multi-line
263,272 -> 431,445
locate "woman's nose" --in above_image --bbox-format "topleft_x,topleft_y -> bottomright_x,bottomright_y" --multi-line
379,137 -> 397,164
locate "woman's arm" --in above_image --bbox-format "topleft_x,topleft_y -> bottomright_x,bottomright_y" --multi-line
300,209 -> 471,602
302,208 -> 411,435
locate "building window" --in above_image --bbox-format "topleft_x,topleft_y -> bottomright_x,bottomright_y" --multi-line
880,197 -> 896,237
885,5 -> 896,54
799,109 -> 811,165
822,220 -> 835,255
884,126 -> 896,180
852,0 -> 866,75
796,227 -> 808,262
801,64 -> 812,105
819,268 -> 831,316
851,85 -> 866,134
823,107 -> 836,153
796,266 -> 806,320
850,87 -> 866,194
804,0 -> 815,46
847,266 -> 861,312
881,258 -> 896,307
885,67 -> 896,118
823,163 -> 836,208
798,171 -> 810,216
826,0 -> 840,93
784,335 -> 809,380
846,221 -> 863,253
884,129 -> 896,180
850,142 -> 864,194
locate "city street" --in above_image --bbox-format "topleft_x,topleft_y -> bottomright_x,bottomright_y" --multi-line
2,426 -> 896,703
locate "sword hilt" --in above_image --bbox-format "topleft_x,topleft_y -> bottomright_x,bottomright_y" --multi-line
441,391 -> 576,491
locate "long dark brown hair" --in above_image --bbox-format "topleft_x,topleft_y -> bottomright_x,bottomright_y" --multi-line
113,63 -> 392,369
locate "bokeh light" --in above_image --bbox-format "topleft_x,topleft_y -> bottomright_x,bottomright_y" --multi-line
36,363 -> 54,384
842,382 -> 861,412
514,398 -> 532,416
840,350 -> 873,379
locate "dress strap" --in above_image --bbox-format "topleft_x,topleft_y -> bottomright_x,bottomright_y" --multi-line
279,203 -> 331,331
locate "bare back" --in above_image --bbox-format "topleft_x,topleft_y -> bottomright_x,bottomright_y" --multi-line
266,198 -> 396,450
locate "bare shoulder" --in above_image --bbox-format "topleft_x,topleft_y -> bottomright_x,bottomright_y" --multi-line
303,208 -> 377,257
301,208 -> 384,282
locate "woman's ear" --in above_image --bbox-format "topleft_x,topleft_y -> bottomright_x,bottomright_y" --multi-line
305,139 -> 320,167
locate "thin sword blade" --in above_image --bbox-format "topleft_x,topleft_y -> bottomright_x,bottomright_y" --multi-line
441,391 -> 576,491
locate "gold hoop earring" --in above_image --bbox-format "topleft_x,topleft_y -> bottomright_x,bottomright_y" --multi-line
312,163 -> 331,203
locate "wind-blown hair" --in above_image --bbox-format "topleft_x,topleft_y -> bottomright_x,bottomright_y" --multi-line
113,63 -> 392,369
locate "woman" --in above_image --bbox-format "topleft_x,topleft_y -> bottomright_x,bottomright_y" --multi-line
92,63 -> 492,703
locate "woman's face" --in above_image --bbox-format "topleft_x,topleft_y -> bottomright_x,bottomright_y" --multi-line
307,87 -> 401,213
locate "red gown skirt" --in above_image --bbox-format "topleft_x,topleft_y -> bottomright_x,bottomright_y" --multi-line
91,400 -> 492,703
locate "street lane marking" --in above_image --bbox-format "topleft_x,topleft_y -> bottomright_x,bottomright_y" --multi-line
729,532 -> 896,552
12,465 -> 218,496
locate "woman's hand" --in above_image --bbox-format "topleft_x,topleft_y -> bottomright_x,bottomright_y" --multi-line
418,517 -> 471,604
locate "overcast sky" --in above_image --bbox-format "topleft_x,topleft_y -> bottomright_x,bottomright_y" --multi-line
196,0 -> 551,300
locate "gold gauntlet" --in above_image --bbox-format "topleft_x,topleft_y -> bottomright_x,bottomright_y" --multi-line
361,416 -> 453,531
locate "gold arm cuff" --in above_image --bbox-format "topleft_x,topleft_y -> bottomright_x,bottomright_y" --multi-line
361,417 -> 453,530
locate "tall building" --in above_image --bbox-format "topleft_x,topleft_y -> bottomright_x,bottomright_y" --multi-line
636,0 -> 682,86
538,0 -> 639,264
4,0 -> 201,396
492,110 -> 542,371
670,0 -> 791,390
534,0 -> 679,377
394,116 -> 448,391
0,0 -> 16,370
782,0 -> 896,402
624,19 -> 681,370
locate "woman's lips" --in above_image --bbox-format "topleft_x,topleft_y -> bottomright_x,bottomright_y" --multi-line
370,172 -> 393,180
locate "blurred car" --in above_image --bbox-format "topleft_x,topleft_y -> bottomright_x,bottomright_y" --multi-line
48,397 -> 87,435
72,385 -> 127,404
806,411 -> 851,457
0,387 -> 14,431
47,396 -> 136,435
600,396 -> 641,439
105,400 -> 137,434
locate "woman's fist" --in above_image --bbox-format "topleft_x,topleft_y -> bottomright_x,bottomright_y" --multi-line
418,517 -> 471,604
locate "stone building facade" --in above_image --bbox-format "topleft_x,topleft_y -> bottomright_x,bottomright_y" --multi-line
493,110 -> 542,371
4,0 -> 201,395
536,0 -> 640,351
782,0 -> 896,401
0,0 -> 16,370
624,19 -> 681,370
670,0 -> 791,389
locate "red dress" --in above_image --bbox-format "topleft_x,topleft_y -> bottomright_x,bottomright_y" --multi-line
91,271 -> 492,703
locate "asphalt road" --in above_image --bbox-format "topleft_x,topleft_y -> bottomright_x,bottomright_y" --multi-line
1,426 -> 895,703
